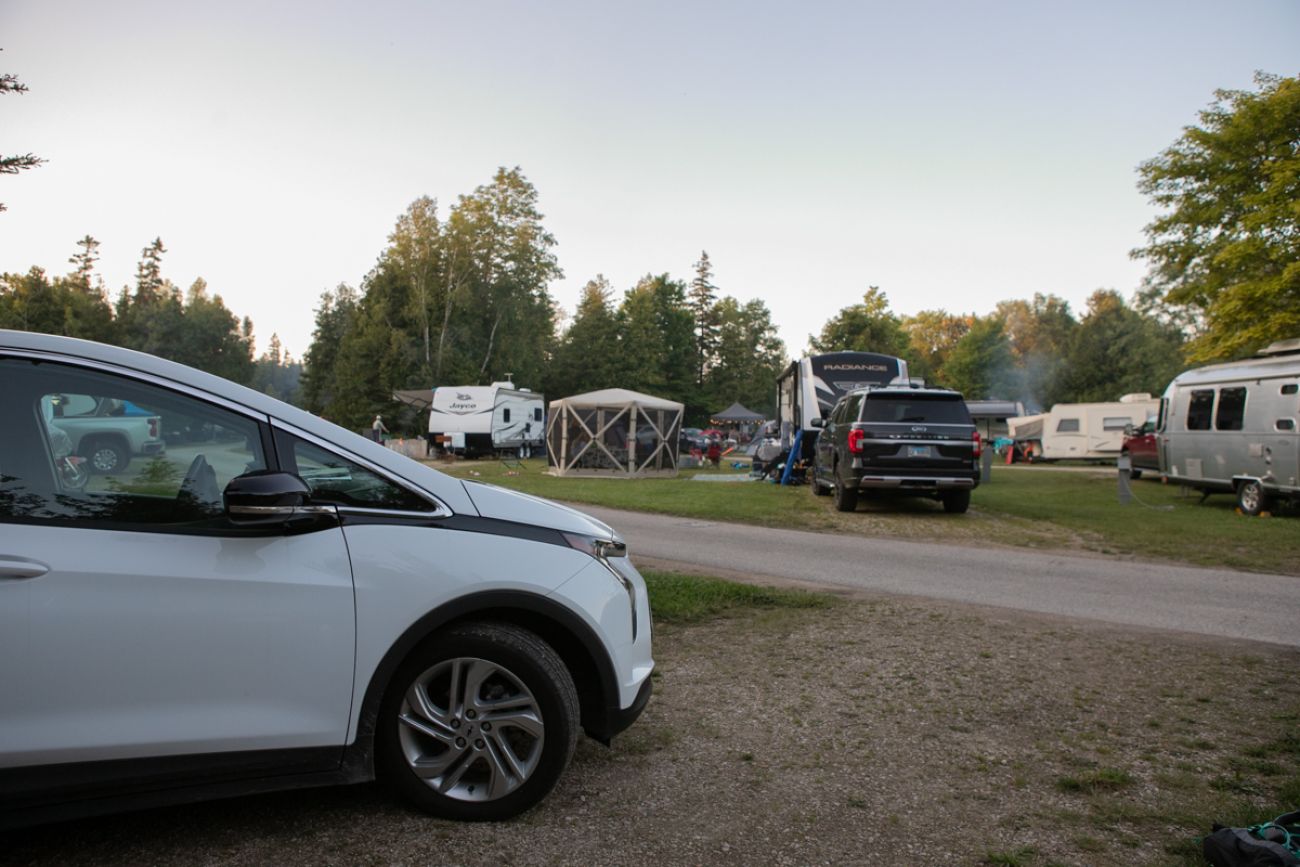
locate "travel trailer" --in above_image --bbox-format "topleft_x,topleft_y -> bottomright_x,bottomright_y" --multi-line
1159,338 -> 1300,515
775,351 -> 908,464
1007,394 -> 1160,461
428,380 -> 545,458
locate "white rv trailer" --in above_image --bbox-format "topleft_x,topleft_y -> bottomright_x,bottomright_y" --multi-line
776,351 -> 908,463
1158,338 -> 1300,515
428,380 -> 545,458
1007,394 -> 1159,461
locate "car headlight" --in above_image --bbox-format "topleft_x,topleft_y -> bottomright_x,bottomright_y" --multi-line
563,532 -> 638,640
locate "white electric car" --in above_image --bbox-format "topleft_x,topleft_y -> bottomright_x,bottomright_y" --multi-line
0,330 -> 653,828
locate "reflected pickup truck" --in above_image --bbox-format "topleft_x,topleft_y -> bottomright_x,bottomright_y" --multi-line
810,384 -> 980,514
43,394 -> 165,475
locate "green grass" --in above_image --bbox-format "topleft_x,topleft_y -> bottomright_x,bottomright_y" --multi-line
429,457 -> 1300,575
642,569 -> 834,624
1056,767 -> 1135,794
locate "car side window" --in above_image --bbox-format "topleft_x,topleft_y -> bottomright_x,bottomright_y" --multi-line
0,357 -> 268,529
273,430 -> 434,512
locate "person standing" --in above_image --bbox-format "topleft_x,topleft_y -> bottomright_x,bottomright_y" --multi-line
371,414 -> 388,442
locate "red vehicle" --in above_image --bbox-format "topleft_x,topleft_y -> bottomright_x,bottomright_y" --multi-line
1120,417 -> 1159,479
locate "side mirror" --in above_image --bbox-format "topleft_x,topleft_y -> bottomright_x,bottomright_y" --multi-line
1123,423 -> 1135,437
224,470 -> 335,526
809,418 -> 826,429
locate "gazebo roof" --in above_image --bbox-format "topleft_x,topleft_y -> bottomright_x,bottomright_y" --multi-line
710,401 -> 766,422
552,388 -> 684,411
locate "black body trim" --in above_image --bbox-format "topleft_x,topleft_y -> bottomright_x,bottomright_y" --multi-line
337,510 -> 570,548
0,746 -> 342,830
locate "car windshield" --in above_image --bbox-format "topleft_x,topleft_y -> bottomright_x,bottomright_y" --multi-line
860,395 -> 971,425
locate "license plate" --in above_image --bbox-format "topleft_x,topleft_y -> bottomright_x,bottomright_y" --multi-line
907,445 -> 931,458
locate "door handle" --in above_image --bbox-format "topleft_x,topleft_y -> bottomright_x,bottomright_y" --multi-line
0,556 -> 50,580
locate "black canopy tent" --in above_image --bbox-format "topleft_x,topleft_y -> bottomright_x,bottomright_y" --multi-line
709,402 -> 766,424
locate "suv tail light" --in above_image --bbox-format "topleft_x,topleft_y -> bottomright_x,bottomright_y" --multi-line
972,430 -> 982,458
848,428 -> 866,455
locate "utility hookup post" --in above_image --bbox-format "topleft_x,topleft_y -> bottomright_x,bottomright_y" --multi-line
980,447 -> 993,483
1117,454 -> 1133,505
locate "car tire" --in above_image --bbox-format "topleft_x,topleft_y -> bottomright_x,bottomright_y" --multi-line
811,470 -> 831,496
833,473 -> 858,512
942,490 -> 971,514
377,621 -> 580,821
1237,479 -> 1269,516
83,437 -> 129,475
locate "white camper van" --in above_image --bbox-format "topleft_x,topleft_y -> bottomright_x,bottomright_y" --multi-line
1007,394 -> 1160,461
1159,338 -> 1300,515
428,380 -> 545,458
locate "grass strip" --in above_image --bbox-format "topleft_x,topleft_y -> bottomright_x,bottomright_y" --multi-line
642,568 -> 834,624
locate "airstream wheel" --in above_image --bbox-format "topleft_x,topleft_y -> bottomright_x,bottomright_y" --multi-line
1237,480 -> 1270,516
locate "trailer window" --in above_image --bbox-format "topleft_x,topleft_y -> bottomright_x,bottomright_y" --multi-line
1277,419 -> 1296,431
1283,384 -> 1298,395
534,408 -> 543,422
1102,417 -> 1130,431
503,409 -> 511,423
1056,418 -> 1080,433
1186,390 -> 1214,430
1215,387 -> 1246,431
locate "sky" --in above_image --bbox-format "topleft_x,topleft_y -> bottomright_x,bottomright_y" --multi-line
2,1 -> 1297,363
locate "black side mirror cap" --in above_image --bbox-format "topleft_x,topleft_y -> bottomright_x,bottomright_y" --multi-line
809,418 -> 826,428
224,470 -> 334,526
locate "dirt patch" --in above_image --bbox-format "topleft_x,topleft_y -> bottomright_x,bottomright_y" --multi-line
8,593 -> 1297,866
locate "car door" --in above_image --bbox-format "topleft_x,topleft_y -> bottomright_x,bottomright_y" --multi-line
0,356 -> 355,784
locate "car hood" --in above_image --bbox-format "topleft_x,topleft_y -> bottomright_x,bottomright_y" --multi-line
461,480 -> 622,541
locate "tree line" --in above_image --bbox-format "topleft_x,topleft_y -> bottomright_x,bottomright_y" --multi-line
299,168 -> 788,433
3,74 -> 1294,434
0,236 -> 301,403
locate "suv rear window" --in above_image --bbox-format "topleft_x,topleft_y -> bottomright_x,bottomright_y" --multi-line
860,394 -> 971,425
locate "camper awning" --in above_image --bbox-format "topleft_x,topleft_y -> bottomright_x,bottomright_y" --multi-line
393,389 -> 435,410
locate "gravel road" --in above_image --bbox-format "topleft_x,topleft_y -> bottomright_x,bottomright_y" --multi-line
574,504 -> 1300,648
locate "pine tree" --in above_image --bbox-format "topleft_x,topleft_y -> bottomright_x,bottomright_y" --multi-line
688,251 -> 719,387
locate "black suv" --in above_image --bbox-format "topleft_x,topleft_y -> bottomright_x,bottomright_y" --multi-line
810,385 -> 980,513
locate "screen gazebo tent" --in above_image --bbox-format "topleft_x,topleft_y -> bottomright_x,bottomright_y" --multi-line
546,389 -> 683,477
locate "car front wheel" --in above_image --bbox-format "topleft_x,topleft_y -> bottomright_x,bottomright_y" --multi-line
377,621 -> 580,821
84,437 -> 129,474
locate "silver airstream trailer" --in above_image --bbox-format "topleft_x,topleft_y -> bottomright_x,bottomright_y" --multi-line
1159,338 -> 1300,515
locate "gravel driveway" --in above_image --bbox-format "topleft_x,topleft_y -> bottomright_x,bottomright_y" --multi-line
8,583 -> 1298,866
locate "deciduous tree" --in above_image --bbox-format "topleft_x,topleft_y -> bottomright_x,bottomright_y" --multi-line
809,287 -> 908,358
1133,72 -> 1300,361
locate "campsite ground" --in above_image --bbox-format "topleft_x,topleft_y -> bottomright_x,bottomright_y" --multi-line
8,571 -> 1297,866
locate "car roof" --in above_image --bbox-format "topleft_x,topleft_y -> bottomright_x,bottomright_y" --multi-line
850,385 -> 965,399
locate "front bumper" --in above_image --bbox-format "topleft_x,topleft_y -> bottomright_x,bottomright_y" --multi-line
590,675 -> 652,745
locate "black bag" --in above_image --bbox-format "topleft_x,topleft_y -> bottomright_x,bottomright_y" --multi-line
1203,811 -> 1300,867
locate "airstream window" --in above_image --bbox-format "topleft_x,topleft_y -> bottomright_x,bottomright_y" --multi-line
1283,384 -> 1298,395
1215,387 -> 1247,431
1187,390 -> 1214,431
1278,419 -> 1296,431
